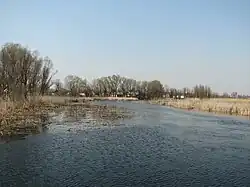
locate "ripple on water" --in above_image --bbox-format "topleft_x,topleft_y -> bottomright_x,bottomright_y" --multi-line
0,102 -> 250,186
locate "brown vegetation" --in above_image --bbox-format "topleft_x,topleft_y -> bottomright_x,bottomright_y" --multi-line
0,42 -> 249,139
0,99 -> 55,137
0,96 -> 134,139
150,98 -> 250,117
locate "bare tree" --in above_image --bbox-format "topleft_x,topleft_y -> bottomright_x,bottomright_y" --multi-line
64,75 -> 87,96
147,80 -> 164,99
0,43 -> 56,101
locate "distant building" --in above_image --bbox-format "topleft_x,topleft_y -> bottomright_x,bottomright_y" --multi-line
79,93 -> 86,97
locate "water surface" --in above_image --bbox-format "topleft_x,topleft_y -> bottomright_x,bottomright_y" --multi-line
0,101 -> 250,186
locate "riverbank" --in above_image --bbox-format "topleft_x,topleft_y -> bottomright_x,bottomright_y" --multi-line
150,98 -> 250,117
1,101 -> 250,186
91,96 -> 138,101
41,96 -> 138,103
0,99 -> 62,138
0,96 -> 134,139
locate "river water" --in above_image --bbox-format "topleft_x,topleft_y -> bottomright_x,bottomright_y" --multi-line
0,101 -> 250,187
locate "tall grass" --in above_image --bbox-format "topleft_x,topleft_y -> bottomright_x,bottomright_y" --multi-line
151,98 -> 250,116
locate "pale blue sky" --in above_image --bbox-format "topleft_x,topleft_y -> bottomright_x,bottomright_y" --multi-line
1,0 -> 249,94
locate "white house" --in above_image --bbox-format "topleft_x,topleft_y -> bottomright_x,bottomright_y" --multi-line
79,93 -> 86,97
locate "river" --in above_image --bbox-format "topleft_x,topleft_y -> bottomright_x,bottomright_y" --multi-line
0,101 -> 250,186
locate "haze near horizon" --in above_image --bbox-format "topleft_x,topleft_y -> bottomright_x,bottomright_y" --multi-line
0,0 -> 249,94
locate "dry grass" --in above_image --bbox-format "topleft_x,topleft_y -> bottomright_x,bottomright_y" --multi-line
204,98 -> 250,103
151,98 -> 250,116
0,96 -> 80,138
1,96 -> 249,138
0,97 -> 59,137
0,95 -> 135,138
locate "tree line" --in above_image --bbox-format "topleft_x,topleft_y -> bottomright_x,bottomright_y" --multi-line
54,74 -> 218,100
0,43 -> 246,101
0,43 -> 56,101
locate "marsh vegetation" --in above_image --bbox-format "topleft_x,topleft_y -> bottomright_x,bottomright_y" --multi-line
0,42 -> 249,140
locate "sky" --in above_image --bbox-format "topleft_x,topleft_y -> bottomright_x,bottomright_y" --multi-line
0,0 -> 249,94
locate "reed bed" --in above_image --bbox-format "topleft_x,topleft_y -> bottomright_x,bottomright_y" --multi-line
0,96 -> 134,139
0,99 -> 55,137
0,96 -> 70,138
151,98 -> 250,117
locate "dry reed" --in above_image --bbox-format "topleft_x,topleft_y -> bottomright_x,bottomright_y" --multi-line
151,98 -> 250,117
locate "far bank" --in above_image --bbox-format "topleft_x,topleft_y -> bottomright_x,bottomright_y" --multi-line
149,98 -> 250,117
43,96 -> 250,117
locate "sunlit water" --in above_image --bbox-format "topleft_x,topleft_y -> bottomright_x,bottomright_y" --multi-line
0,101 -> 250,186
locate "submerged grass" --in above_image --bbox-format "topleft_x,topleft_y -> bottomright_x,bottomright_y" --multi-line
0,99 -> 57,138
0,96 -> 134,140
